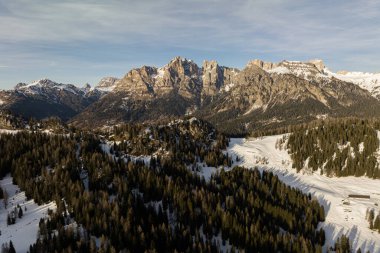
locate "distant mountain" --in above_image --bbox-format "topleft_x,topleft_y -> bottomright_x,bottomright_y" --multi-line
0,79 -> 103,120
2,57 -> 380,134
330,71 -> 380,99
71,57 -> 380,135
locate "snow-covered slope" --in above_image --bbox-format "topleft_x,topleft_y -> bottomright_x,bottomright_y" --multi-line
15,79 -> 87,96
93,77 -> 119,93
227,135 -> 380,253
0,176 -> 56,252
331,71 -> 380,99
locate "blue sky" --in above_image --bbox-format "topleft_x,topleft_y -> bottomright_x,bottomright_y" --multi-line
1,0 -> 380,89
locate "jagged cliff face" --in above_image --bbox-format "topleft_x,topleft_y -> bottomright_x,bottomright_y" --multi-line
2,56 -> 379,134
71,57 -> 380,134
114,57 -> 202,99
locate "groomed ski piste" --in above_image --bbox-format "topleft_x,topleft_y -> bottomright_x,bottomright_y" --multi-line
227,135 -> 380,253
0,176 -> 56,253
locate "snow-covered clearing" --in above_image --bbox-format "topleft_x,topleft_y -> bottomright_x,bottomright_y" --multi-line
227,135 -> 380,253
0,129 -> 20,134
0,176 -> 56,253
100,142 -> 151,165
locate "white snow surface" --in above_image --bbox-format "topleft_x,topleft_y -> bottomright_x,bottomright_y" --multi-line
0,175 -> 56,253
227,135 -> 380,253
0,99 -> 4,105
223,83 -> 235,92
152,68 -> 165,79
0,129 -> 20,134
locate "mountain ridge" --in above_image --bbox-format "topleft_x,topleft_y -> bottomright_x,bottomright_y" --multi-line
2,56 -> 380,134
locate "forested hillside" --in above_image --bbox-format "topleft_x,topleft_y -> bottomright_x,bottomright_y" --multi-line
0,119 -> 326,252
287,118 -> 380,178
106,118 -> 231,167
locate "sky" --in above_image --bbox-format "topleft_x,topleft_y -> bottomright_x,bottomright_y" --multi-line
1,0 -> 380,89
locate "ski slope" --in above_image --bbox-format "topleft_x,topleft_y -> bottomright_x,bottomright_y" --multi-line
228,136 -> 380,253
0,176 -> 56,252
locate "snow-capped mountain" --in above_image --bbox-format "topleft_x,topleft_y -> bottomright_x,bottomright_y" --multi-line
249,59 -> 328,81
249,59 -> 380,100
0,79 -> 102,120
93,77 -> 119,93
331,71 -> 380,99
71,57 -> 380,135
2,57 -> 380,134
15,79 -> 91,98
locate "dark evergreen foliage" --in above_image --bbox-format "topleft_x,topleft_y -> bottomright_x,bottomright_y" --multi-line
287,118 -> 380,178
0,119 -> 326,253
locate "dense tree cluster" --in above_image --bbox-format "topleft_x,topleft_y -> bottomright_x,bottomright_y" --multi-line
1,240 -> 16,253
107,118 -> 231,167
0,120 -> 326,252
330,235 -> 351,253
287,118 -> 380,178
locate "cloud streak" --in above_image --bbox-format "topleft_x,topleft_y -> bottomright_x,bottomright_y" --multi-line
1,0 -> 380,88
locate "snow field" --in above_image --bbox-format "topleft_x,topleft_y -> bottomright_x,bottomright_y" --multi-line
226,136 -> 380,253
0,176 -> 56,253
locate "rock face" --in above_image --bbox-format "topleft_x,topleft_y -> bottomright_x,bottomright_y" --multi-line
202,60 -> 223,96
2,56 -> 380,134
71,57 -> 380,134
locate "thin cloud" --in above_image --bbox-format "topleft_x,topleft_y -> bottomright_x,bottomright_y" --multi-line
0,0 -> 380,89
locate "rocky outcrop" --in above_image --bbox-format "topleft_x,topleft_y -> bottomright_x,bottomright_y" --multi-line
202,60 -> 223,96
247,59 -> 278,70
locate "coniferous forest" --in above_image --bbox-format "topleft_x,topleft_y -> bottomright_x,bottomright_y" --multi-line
0,118 -> 327,253
287,118 -> 380,178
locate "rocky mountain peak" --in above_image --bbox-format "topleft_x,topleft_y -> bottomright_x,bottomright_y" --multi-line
202,60 -> 223,96
309,59 -> 325,72
247,59 -> 277,70
166,56 -> 199,77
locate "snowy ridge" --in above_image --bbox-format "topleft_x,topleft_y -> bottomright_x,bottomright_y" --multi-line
267,60 -> 330,81
257,58 -> 380,99
227,135 -> 380,253
15,79 -> 85,96
331,71 -> 380,99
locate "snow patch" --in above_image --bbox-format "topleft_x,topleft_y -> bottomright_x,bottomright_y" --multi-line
153,68 -> 165,79
223,83 -> 235,92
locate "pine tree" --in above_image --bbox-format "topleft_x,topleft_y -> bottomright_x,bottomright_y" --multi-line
8,241 -> 15,253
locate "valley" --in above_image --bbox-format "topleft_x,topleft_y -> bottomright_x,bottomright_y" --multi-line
228,136 -> 380,253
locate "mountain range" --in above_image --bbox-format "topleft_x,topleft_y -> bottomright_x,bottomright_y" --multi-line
1,56 -> 380,134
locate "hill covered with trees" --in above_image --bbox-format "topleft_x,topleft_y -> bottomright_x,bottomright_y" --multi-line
0,118 -> 326,252
287,118 -> 380,178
